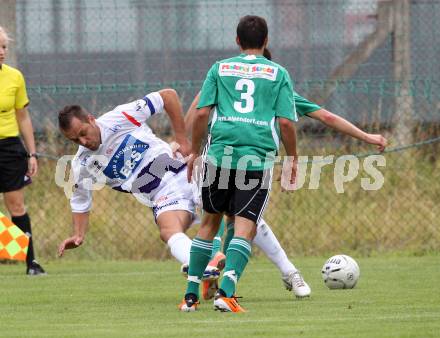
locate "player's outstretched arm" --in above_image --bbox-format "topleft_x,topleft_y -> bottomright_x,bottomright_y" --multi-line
184,92 -> 201,137
279,118 -> 298,190
158,88 -> 191,157
187,106 -> 210,183
58,212 -> 90,257
308,109 -> 387,152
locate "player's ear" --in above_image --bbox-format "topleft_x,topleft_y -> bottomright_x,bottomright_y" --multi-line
236,36 -> 241,49
263,37 -> 268,48
87,114 -> 96,124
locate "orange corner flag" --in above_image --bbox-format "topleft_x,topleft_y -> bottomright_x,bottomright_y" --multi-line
0,211 -> 29,261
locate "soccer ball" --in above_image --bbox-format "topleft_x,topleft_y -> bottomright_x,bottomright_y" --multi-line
321,254 -> 360,289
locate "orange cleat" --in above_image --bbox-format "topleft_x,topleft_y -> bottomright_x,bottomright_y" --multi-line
202,278 -> 218,300
178,296 -> 199,312
202,252 -> 226,300
213,293 -> 246,313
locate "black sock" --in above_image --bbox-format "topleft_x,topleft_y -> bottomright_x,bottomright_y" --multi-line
11,213 -> 35,266
185,293 -> 198,303
217,289 -> 227,297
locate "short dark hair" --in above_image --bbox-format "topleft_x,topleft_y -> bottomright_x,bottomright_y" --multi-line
263,47 -> 272,60
236,15 -> 268,50
58,105 -> 89,130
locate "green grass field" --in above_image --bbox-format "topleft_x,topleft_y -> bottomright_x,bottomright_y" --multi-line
1,255 -> 439,338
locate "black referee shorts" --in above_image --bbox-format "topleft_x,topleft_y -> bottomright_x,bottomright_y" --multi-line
0,137 -> 29,193
201,162 -> 272,223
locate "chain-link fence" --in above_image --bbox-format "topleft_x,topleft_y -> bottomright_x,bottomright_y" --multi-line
1,0 -> 439,260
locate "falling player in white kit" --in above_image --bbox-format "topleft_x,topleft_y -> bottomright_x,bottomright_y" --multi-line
57,89 -> 205,272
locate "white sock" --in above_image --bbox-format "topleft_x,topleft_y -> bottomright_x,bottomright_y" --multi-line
167,232 -> 192,264
253,219 -> 297,276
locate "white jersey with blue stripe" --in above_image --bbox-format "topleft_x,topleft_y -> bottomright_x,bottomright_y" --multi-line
69,92 -> 187,213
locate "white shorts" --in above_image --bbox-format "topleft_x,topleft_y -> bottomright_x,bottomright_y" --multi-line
147,169 -> 199,222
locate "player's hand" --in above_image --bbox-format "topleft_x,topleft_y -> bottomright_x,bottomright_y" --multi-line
27,157 -> 38,177
58,235 -> 84,257
186,153 -> 196,183
174,137 -> 192,158
280,156 -> 298,192
169,141 -> 183,160
366,134 -> 388,152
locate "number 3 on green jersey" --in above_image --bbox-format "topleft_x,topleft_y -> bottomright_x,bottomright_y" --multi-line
234,79 -> 255,113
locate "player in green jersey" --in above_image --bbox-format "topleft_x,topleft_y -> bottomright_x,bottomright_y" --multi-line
179,16 -> 298,313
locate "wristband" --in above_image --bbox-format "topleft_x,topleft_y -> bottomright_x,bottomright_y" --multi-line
28,153 -> 39,159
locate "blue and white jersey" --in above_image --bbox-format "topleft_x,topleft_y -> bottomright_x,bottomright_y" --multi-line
70,92 -> 187,213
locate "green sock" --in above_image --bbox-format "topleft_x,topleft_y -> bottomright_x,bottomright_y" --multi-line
185,237 -> 213,299
223,221 -> 234,252
211,219 -> 225,259
220,237 -> 251,297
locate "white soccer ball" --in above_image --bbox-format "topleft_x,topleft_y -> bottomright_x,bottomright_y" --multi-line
321,254 -> 360,289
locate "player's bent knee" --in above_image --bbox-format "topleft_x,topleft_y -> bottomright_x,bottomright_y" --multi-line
159,227 -> 177,243
159,223 -> 185,243
5,201 -> 26,216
